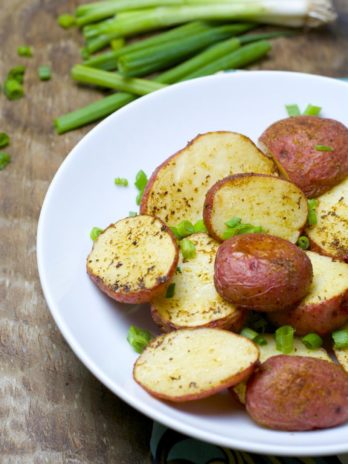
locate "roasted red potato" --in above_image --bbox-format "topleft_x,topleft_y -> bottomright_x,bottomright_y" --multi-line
214,234 -> 313,312
246,355 -> 348,431
259,116 -> 348,198
133,328 -> 259,402
268,251 -> 348,336
151,233 -> 245,332
87,215 -> 179,304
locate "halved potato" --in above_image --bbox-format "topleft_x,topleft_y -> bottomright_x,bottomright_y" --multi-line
334,324 -> 348,374
140,132 -> 277,225
232,334 -> 331,405
306,177 -> 348,262
151,233 -> 244,332
87,215 -> 179,304
204,173 -> 308,243
133,328 -> 259,402
268,251 -> 348,336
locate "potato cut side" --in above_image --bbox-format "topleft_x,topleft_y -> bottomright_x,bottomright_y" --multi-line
151,233 -> 244,331
140,132 -> 277,225
306,177 -> 348,262
134,328 -> 259,402
334,324 -> 348,374
204,173 -> 308,243
87,215 -> 178,304
232,334 -> 331,404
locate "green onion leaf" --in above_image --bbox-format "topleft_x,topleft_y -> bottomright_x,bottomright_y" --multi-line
302,333 -> 323,349
0,133 -> 10,149
0,152 -> 11,170
58,13 -> 76,29
17,46 -> 33,57
165,283 -> 176,298
193,219 -> 207,233
134,170 -> 148,191
180,238 -> 196,260
129,211 -> 137,217
38,66 -> 52,81
90,226 -> 103,241
114,177 -> 128,187
177,220 -> 194,238
254,334 -> 268,346
7,65 -> 26,83
303,104 -> 321,116
136,190 -> 144,205
332,329 -> 348,349
307,199 -> 319,226
225,217 -> 242,228
275,325 -> 295,354
241,327 -> 267,346
81,48 -> 90,60
170,226 -> 181,239
285,104 -> 301,117
315,144 -> 333,152
127,325 -> 152,354
297,236 -> 310,250
4,79 -> 24,100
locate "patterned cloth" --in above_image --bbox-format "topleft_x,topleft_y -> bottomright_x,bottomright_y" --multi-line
150,423 -> 348,464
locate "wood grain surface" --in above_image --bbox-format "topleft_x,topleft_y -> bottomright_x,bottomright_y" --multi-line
0,0 -> 347,462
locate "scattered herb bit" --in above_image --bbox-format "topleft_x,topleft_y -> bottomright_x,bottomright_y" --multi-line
180,238 -> 196,260
176,220 -> 194,238
303,104 -> 321,116
0,133 -> 10,149
285,104 -> 301,117
302,333 -> 323,349
4,79 -> 24,100
176,266 -> 182,273
307,199 -> 319,226
315,144 -> 333,152
0,152 -> 11,170
193,219 -> 207,233
134,170 -> 148,191
114,177 -> 128,187
297,235 -> 310,250
241,327 -> 267,346
275,325 -> 295,354
17,45 -> 33,57
127,325 -> 152,353
90,226 -> 103,241
332,329 -> 348,349
58,13 -> 76,29
165,283 -> 176,298
38,66 -> 52,81
129,211 -> 137,217
7,65 -> 26,83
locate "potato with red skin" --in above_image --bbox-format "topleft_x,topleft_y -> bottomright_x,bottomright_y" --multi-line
259,116 -> 348,198
214,234 -> 313,312
246,355 -> 348,431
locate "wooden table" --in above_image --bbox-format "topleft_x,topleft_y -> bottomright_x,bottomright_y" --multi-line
1,1 -> 347,461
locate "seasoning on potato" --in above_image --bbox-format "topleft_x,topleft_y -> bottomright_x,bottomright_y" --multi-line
214,233 -> 313,312
259,115 -> 348,198
246,355 -> 348,431
87,215 -> 179,304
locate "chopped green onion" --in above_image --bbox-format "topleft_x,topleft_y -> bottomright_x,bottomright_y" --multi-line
193,219 -> 207,233
114,177 -> 128,187
4,79 -> 24,100
225,217 -> 241,228
0,152 -> 11,170
176,220 -> 194,238
315,144 -> 333,152
136,190 -> 143,205
285,104 -> 301,117
0,133 -> 10,149
254,334 -> 267,346
90,226 -> 103,241
38,66 -> 52,81
127,325 -> 152,353
241,327 -> 267,346
129,211 -> 137,217
7,65 -> 26,83
170,226 -> 181,239
297,236 -> 310,250
302,333 -> 323,349
307,199 -> 319,226
17,46 -> 33,57
111,38 -> 125,51
165,283 -> 176,298
332,329 -> 348,349
135,170 -> 148,191
180,238 -> 196,260
303,104 -> 321,116
222,223 -> 264,240
176,266 -> 182,273
58,13 -> 76,29
275,325 -> 295,354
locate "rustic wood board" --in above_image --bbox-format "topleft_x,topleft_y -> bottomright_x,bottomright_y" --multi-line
0,0 -> 347,462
